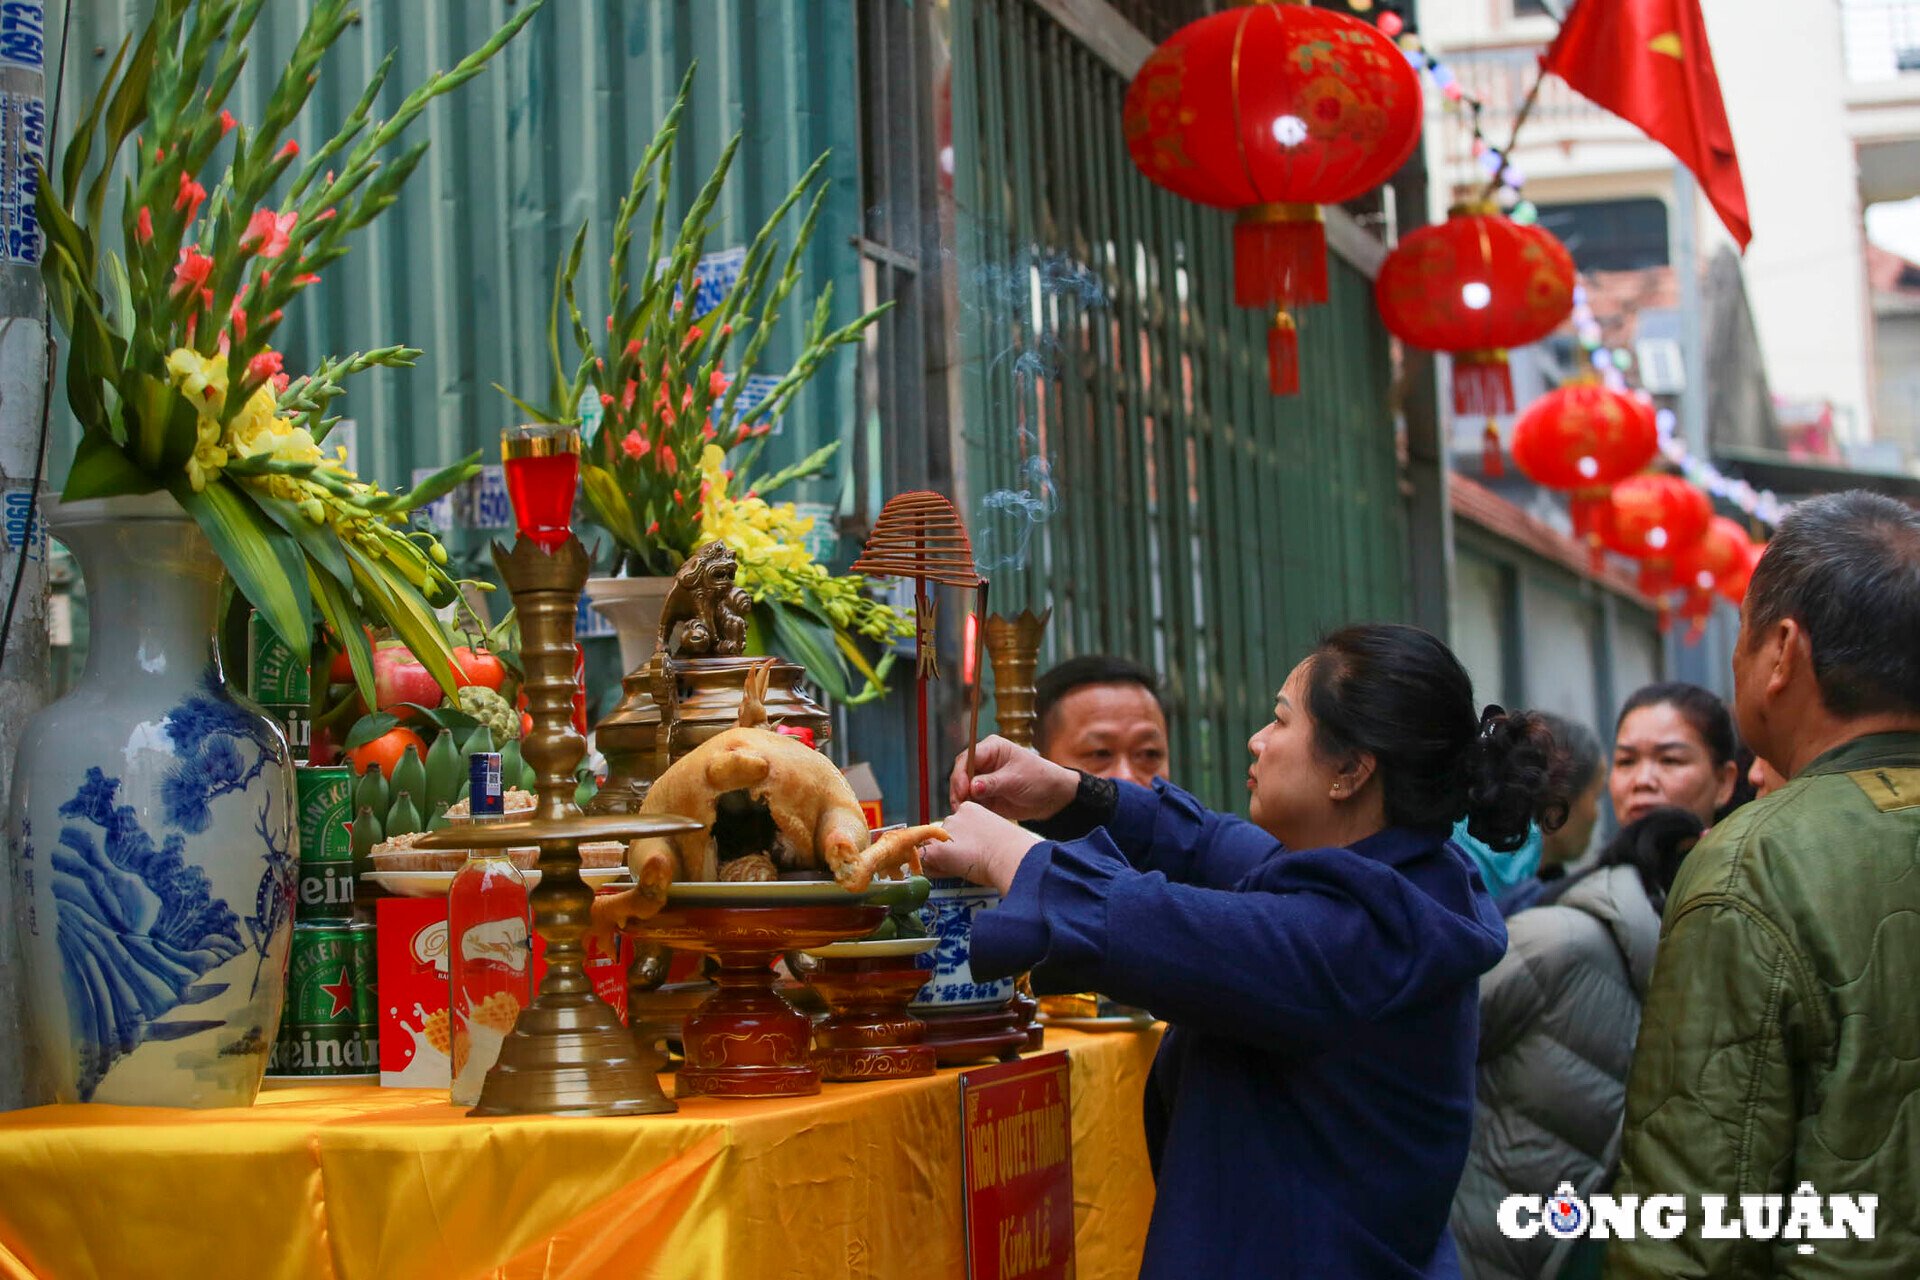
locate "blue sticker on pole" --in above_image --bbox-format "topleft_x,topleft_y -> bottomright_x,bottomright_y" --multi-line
465,464 -> 514,531
0,2 -> 45,73
3,485 -> 44,562
709,372 -> 787,436
0,87 -> 45,265
410,467 -> 455,532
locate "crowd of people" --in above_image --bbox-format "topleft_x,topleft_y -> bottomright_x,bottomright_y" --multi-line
924,489 -> 1920,1278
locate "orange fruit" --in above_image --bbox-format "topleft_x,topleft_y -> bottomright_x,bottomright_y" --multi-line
346,726 -> 428,779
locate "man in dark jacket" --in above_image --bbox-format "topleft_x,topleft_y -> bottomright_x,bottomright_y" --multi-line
1609,491 -> 1920,1276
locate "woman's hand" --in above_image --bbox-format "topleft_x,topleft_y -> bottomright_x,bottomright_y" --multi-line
920,802 -> 1043,895
948,735 -> 1081,821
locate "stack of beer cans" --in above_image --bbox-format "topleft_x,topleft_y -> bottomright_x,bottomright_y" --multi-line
253,613 -> 380,1081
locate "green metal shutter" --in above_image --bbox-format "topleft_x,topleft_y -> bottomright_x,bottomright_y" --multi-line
951,0 -> 1411,808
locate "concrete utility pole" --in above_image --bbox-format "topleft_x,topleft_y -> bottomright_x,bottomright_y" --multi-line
0,0 -> 52,1113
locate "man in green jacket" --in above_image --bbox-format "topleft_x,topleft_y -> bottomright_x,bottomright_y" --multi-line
1608,491 -> 1920,1277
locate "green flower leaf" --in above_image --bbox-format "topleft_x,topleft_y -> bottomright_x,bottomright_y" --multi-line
174,476 -> 313,666
62,434 -> 157,501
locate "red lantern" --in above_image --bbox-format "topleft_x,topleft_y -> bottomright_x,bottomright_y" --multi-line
1671,516 -> 1751,643
1509,383 -> 1659,562
1375,203 -> 1576,427
1716,536 -> 1765,607
1601,474 -> 1712,627
1124,0 -> 1423,396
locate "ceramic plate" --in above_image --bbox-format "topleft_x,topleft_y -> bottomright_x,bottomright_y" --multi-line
664,875 -> 925,907
1038,1013 -> 1158,1032
803,936 -> 939,960
366,865 -> 630,899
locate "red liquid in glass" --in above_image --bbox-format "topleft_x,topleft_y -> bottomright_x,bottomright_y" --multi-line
504,451 -> 579,551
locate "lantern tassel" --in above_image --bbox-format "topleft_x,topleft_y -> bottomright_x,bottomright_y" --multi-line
1237,205 -> 1329,309
1481,419 -> 1504,477
1267,311 -> 1300,397
1453,350 -> 1515,417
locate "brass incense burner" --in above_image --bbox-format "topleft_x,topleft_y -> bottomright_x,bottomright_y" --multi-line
413,534 -> 700,1117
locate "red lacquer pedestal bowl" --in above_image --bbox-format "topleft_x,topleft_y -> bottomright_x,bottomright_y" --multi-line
800,937 -> 939,1082
621,891 -> 888,1099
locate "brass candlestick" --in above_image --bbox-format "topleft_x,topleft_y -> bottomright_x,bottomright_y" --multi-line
984,608 -> 1051,1052
985,609 -> 1051,749
415,534 -> 700,1117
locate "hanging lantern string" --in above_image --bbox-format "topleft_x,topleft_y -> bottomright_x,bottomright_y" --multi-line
1479,66 -> 1547,205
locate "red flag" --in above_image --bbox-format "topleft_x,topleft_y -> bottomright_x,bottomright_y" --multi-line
1542,0 -> 1751,249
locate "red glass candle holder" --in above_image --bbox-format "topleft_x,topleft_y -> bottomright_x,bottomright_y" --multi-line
501,424 -> 582,552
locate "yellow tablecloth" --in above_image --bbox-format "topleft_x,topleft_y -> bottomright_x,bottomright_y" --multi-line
0,1026 -> 1161,1280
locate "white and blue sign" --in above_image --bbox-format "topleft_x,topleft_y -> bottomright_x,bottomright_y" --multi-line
0,87 -> 45,266
0,2 -> 44,72
574,590 -> 616,640
710,372 -> 787,436
3,483 -> 45,562
410,467 -> 454,532
657,246 -> 745,320
465,464 -> 513,530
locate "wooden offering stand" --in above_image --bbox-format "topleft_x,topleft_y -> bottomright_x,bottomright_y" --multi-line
799,938 -> 939,1081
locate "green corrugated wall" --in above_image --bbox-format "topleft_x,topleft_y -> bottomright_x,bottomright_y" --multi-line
46,0 -> 866,569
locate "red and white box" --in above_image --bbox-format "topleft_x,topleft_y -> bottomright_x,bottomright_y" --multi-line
378,895 -> 632,1088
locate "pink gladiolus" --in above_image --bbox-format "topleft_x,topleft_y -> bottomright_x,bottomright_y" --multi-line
621,430 -> 649,459
701,423 -> 717,442
294,273 -> 320,287
647,521 -> 660,536
709,370 -> 729,397
673,488 -> 684,506
683,326 -> 703,348
175,172 -> 207,221
242,208 -> 297,259
599,392 -> 613,408
720,323 -> 734,337
622,378 -> 638,412
724,469 -> 734,480
699,480 -> 712,503
270,372 -> 290,393
152,145 -> 165,162
219,110 -> 237,136
657,445 -> 678,473
595,358 -> 605,371
624,339 -> 641,358
734,423 -> 750,443
746,489 -> 757,500
268,309 -> 282,324
277,139 -> 299,160
606,315 -> 615,333
135,207 -> 153,244
680,386 -> 694,411
249,350 -> 285,382
171,246 -> 215,301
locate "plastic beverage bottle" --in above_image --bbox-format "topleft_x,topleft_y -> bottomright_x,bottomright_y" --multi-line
448,752 -> 532,1105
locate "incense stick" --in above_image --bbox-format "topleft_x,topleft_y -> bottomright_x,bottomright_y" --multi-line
965,580 -> 990,788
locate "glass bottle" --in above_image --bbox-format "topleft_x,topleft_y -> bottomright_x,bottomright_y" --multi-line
447,752 -> 532,1105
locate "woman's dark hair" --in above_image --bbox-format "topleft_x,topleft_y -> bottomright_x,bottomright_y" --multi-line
1304,624 -> 1574,852
1537,805 -> 1704,913
1615,681 -> 1737,767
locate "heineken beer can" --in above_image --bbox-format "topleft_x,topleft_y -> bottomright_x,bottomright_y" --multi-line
296,764 -> 354,920
268,922 -> 378,1079
247,612 -> 311,705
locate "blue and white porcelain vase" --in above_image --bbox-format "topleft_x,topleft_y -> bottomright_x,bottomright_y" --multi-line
910,877 -> 1017,1012
7,494 -> 297,1107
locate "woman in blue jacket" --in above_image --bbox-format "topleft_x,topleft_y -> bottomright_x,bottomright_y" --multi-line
930,624 -> 1571,1279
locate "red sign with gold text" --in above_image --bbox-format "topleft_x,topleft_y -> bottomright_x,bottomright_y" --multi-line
961,1051 -> 1075,1280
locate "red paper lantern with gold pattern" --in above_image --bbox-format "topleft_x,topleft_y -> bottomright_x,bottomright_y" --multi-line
1375,203 -> 1576,423
1509,383 -> 1659,559
1715,536 -> 1764,607
1600,474 -> 1713,627
1123,0 -> 1423,396
1671,516 -> 1751,642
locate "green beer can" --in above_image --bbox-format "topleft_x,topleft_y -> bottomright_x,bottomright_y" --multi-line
296,764 -> 354,921
262,703 -> 312,765
246,611 -> 311,705
267,922 -> 378,1078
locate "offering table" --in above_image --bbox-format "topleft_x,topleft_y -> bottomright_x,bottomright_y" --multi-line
0,1026 -> 1161,1280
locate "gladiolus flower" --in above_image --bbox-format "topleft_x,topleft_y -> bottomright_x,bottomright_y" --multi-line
606,315 -> 615,333
594,357 -> 605,371
734,423 -> 751,444
270,372 -> 290,393
646,521 -> 660,536
277,139 -> 299,160
248,350 -> 285,383
624,339 -> 641,358
219,110 -> 237,136
657,445 -> 678,473
135,207 -> 153,244
683,326 -> 704,348
622,378 -> 638,411
673,489 -> 684,505
720,323 -> 734,337
699,480 -> 712,503
709,370 -> 729,397
294,273 -> 320,287
175,172 -> 207,221
701,422 -> 717,441
599,392 -> 614,408
314,207 -> 337,222
681,386 -> 695,412
621,430 -> 649,459
171,246 -> 215,301
241,208 -> 297,259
